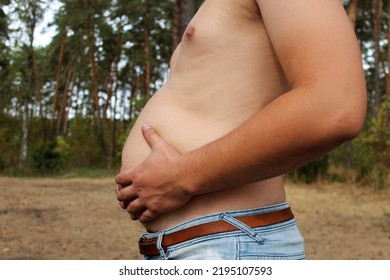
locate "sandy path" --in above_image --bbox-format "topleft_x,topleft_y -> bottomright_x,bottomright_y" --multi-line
0,177 -> 389,259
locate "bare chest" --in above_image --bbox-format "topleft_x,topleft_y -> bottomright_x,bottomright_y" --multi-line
179,0 -> 263,49
168,0 -> 287,105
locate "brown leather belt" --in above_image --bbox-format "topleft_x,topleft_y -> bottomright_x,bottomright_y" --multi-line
139,207 -> 294,256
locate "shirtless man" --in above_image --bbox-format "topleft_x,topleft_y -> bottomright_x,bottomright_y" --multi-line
115,0 -> 367,260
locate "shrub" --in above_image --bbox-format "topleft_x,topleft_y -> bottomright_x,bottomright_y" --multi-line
289,155 -> 329,184
31,142 -> 61,174
65,115 -> 103,168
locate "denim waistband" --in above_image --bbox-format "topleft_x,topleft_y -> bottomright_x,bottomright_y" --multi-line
141,202 -> 290,240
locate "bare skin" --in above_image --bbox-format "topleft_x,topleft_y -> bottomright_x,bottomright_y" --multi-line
116,0 -> 366,232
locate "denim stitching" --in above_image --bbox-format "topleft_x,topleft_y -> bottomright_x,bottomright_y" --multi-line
220,213 -> 264,243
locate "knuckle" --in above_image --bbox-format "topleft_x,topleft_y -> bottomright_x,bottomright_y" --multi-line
140,212 -> 154,223
131,169 -> 142,183
126,204 -> 136,214
144,128 -> 155,138
127,200 -> 138,211
114,174 -> 121,183
146,201 -> 159,213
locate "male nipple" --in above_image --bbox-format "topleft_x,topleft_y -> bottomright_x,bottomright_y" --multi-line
185,26 -> 196,38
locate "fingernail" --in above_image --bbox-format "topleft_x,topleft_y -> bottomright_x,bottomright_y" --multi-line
142,123 -> 152,131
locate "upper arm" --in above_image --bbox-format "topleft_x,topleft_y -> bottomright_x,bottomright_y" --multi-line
256,0 -> 364,88
256,0 -> 366,132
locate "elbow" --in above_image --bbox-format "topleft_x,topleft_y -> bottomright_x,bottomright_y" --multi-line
331,89 -> 367,142
336,112 -> 365,141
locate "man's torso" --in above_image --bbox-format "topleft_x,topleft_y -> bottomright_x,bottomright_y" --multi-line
121,0 -> 290,231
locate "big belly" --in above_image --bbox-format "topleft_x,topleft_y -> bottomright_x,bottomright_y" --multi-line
121,85 -> 286,231
121,86 -> 251,171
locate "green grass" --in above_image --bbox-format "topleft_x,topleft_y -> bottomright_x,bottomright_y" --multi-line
56,167 -> 118,178
0,167 -> 119,178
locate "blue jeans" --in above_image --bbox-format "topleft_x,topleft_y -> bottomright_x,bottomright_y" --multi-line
141,202 -> 305,260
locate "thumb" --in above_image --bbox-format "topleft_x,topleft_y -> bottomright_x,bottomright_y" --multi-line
142,123 -> 164,149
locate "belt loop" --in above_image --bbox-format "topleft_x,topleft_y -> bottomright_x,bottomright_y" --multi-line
156,231 -> 167,259
221,213 -> 264,243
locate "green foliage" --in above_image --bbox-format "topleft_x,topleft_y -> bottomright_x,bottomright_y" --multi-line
0,0 -> 388,184
0,2 -> 10,109
57,167 -> 116,178
55,136 -> 70,160
31,141 -> 61,174
366,99 -> 390,164
364,98 -> 390,189
64,114 -> 103,168
324,99 -> 390,189
328,113 -> 373,180
0,112 -> 20,173
289,156 -> 330,184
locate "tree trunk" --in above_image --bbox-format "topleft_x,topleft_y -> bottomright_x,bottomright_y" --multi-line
347,0 -> 358,30
32,50 -> 45,143
144,5 -> 152,101
373,0 -> 383,115
108,92 -> 118,169
103,31 -> 122,120
50,37 -> 65,139
87,0 -> 106,159
173,0 -> 181,49
57,69 -> 72,136
386,0 -> 390,97
18,0 -> 40,171
19,100 -> 29,171
173,0 -> 197,49
63,80 -> 75,136
108,30 -> 122,169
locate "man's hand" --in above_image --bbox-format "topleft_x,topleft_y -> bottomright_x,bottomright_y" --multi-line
115,124 -> 193,223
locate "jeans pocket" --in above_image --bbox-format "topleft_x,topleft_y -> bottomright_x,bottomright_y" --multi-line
237,219 -> 306,260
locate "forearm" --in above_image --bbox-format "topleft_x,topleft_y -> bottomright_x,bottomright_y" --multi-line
182,86 -> 366,196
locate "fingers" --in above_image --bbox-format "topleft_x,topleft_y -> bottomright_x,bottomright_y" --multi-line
115,169 -> 133,186
123,196 -> 158,223
138,209 -> 158,223
116,187 -> 159,223
115,183 -> 137,206
142,123 -> 164,150
119,201 -> 129,210
126,199 -> 147,220
115,170 -> 135,209
115,169 -> 146,218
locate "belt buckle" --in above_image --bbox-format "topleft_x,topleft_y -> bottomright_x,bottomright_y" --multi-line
139,237 -> 157,246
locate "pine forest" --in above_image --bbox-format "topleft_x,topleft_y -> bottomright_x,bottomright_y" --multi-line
0,0 -> 389,188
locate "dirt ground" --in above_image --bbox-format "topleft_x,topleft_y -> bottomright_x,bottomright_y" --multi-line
0,176 -> 389,260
